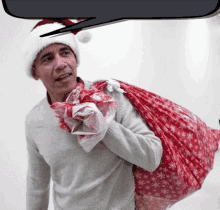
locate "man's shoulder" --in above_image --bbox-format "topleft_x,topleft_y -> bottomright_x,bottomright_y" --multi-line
83,79 -> 93,89
84,79 -> 128,104
105,88 -> 125,103
25,97 -> 49,125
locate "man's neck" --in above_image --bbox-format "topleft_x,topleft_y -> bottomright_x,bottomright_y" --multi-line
48,91 -> 72,104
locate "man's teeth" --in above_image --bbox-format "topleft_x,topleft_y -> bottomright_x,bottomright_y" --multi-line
61,75 -> 68,79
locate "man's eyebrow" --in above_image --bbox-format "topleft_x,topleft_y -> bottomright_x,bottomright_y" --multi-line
60,46 -> 76,59
39,47 -> 72,61
60,47 -> 71,51
40,52 -> 52,61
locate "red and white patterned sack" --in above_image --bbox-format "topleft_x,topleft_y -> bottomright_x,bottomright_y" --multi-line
51,79 -> 220,210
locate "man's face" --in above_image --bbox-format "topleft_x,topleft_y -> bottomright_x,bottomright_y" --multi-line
34,43 -> 78,102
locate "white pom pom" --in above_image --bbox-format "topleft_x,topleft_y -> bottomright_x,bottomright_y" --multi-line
77,31 -> 92,43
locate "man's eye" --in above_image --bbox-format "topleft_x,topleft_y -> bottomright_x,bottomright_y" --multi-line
62,51 -> 70,56
43,57 -> 52,62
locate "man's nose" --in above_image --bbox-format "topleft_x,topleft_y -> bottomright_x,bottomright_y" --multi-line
54,55 -> 67,71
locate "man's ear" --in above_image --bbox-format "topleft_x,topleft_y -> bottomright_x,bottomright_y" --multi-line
32,65 -> 40,80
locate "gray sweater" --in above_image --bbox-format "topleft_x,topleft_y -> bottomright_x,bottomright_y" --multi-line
25,80 -> 163,210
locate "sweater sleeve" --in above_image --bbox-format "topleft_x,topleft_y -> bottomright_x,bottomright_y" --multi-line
25,121 -> 51,210
102,91 -> 163,172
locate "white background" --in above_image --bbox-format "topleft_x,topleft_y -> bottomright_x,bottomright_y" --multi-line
0,2 -> 220,210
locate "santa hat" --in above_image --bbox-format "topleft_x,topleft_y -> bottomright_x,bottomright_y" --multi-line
21,19 -> 92,78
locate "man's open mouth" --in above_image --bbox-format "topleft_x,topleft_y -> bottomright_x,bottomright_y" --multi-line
55,73 -> 72,81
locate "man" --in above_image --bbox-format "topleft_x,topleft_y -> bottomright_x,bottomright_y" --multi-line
22,19 -> 163,210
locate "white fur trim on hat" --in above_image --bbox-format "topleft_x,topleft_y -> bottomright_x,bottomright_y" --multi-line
21,22 -> 80,78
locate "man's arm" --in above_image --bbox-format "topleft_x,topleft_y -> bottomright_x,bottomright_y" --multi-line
101,90 -> 163,172
25,122 -> 51,210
